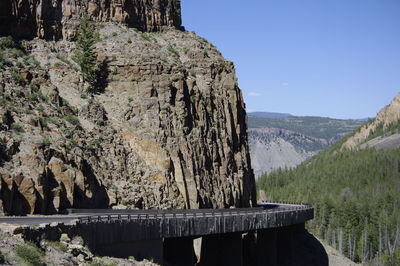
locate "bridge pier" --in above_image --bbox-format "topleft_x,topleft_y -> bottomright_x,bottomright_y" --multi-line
200,232 -> 243,266
163,237 -> 195,266
256,228 -> 278,266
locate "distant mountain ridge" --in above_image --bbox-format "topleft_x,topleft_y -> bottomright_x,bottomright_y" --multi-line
249,128 -> 328,177
248,112 -> 293,119
248,113 -> 365,178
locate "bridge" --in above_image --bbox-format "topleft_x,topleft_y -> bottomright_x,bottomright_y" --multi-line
0,203 -> 316,266
76,203 -> 313,266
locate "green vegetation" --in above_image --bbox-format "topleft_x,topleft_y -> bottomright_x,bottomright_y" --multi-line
258,144 -> 400,263
10,123 -> 24,133
41,137 -> 51,148
140,33 -> 152,42
0,36 -> 18,49
46,241 -> 67,252
15,242 -> 45,266
11,71 -> 27,86
167,46 -> 179,57
363,119 -> 400,143
10,48 -> 24,57
0,250 -> 5,264
0,51 -> 5,66
73,13 -> 98,91
248,115 -> 365,140
64,115 -> 80,126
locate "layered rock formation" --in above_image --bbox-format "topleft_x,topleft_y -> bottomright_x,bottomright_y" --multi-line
0,2 -> 256,214
0,0 -> 182,40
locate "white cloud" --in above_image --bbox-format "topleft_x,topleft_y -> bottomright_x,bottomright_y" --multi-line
248,92 -> 262,97
281,82 -> 289,86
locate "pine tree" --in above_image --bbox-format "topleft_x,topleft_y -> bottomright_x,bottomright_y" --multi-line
73,13 -> 97,91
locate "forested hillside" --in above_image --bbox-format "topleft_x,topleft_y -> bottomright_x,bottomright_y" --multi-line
248,113 -> 365,177
248,115 -> 365,141
258,136 -> 400,265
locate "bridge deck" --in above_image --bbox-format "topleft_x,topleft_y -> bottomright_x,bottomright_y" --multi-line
76,203 -> 314,240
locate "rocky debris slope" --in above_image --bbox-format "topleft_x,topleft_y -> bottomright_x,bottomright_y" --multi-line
0,20 -> 255,213
342,93 -> 400,150
0,0 -> 182,40
247,114 -> 365,178
0,226 -> 157,265
249,128 -> 328,178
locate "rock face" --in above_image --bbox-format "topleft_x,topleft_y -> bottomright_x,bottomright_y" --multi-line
249,128 -> 328,178
0,4 -> 256,214
342,93 -> 400,150
0,0 -> 182,40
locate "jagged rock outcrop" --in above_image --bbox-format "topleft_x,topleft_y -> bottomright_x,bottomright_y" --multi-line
0,0 -> 182,40
0,4 -> 256,214
342,93 -> 400,150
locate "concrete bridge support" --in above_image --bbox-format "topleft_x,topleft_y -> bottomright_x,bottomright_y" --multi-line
256,228 -> 278,266
163,237 -> 195,266
255,223 -> 306,266
200,232 -> 243,266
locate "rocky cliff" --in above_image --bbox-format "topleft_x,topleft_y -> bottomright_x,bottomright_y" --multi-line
0,2 -> 256,215
0,0 -> 182,40
342,93 -> 400,150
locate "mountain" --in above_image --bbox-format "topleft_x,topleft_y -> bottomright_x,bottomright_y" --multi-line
249,128 -> 328,177
257,94 -> 400,265
0,0 -> 256,215
342,93 -> 400,150
248,111 -> 293,119
248,115 -> 364,178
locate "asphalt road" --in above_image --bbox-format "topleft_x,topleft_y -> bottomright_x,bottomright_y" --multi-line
0,215 -> 84,225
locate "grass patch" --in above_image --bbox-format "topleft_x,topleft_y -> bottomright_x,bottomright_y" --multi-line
15,242 -> 45,266
11,71 -> 27,86
10,48 -> 24,57
46,241 -> 67,252
140,33 -> 151,42
11,123 -> 24,133
0,36 -> 18,49
64,115 -> 80,126
41,137 -> 51,148
167,46 -> 179,57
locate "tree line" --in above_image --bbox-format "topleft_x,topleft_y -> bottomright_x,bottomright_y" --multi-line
258,144 -> 400,265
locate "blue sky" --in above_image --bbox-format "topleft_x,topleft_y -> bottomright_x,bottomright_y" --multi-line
181,0 -> 400,119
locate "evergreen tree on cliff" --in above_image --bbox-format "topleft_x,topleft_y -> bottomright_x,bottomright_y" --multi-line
73,13 -> 97,92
